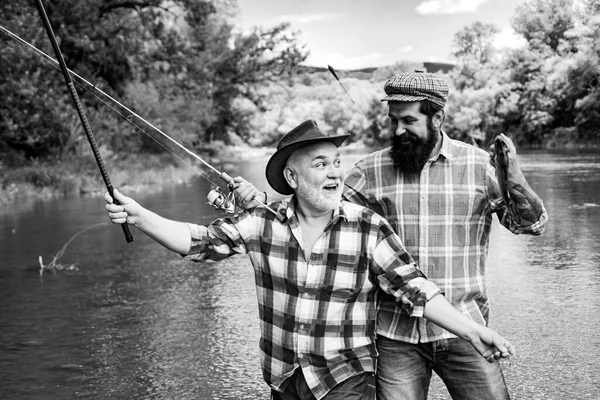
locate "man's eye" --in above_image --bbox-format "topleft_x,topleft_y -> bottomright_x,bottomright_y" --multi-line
334,160 -> 341,167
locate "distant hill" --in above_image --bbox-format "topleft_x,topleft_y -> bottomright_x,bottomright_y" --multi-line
297,61 -> 455,79
423,62 -> 455,73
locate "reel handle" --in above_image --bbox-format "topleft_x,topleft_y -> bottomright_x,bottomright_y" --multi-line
220,172 -> 234,189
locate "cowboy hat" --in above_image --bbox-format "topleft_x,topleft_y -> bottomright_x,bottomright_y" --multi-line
266,120 -> 349,195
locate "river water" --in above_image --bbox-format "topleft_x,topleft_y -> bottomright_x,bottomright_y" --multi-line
1,150 -> 599,400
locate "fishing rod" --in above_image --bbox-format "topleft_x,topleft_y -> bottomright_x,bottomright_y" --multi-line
34,0 -> 133,243
328,65 -> 357,104
1,20 -> 280,219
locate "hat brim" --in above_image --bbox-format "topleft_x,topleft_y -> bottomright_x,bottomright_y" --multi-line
266,134 -> 350,195
381,94 -> 427,102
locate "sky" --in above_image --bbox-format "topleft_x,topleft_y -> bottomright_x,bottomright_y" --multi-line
234,0 -> 528,69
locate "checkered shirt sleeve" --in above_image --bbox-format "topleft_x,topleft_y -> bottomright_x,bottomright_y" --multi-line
183,199 -> 441,399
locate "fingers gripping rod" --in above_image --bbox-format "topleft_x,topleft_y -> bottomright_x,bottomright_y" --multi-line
209,172 -> 282,222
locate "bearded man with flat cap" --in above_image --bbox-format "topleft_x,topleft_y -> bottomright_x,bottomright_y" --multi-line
343,70 -> 548,400
104,119 -> 514,400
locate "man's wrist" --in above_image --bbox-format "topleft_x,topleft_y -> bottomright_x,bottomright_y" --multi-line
508,170 -> 527,187
462,323 -> 485,344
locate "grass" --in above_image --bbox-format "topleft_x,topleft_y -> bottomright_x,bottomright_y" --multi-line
0,153 -> 201,207
0,143 -> 274,209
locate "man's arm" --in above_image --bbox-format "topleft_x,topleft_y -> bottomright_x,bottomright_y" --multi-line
372,216 -> 514,362
342,163 -> 371,208
105,189 -> 191,255
489,134 -> 548,233
424,295 -> 515,362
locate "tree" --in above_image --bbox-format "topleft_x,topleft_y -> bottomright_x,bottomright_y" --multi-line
203,22 -> 308,143
505,0 -> 600,144
363,99 -> 390,148
445,21 -> 505,145
512,0 -> 575,54
0,0 -> 307,165
451,21 -> 500,65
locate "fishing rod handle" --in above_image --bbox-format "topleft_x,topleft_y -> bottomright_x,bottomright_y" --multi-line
220,172 -> 238,193
220,172 -> 234,185
107,185 -> 134,243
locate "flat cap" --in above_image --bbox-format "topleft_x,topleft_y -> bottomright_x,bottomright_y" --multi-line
381,69 -> 449,108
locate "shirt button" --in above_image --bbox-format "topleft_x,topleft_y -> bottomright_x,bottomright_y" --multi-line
421,194 -> 427,199
300,324 -> 305,330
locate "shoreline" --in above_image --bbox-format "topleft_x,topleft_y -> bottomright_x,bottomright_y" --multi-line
0,145 -> 277,213
3,139 -> 598,212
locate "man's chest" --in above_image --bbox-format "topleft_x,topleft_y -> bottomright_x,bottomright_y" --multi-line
257,228 -> 373,296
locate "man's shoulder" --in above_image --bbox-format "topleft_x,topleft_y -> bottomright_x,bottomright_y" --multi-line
352,147 -> 392,168
241,198 -> 290,225
446,135 -> 490,163
341,200 -> 383,222
340,201 -> 397,240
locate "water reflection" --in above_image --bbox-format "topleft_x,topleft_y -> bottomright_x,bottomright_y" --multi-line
1,150 -> 600,399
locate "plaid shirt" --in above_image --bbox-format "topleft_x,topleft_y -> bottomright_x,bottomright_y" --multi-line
184,198 -> 441,399
343,131 -> 548,343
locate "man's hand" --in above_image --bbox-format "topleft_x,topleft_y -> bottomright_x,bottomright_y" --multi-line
229,176 -> 264,210
468,326 -> 516,363
489,133 -> 545,225
423,295 -> 516,363
489,133 -> 522,178
105,189 -> 143,226
105,189 -> 192,255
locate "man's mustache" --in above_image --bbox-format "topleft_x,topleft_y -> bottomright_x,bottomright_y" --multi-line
393,134 -> 420,148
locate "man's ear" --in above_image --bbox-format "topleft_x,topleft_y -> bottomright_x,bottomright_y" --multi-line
284,165 -> 298,190
433,110 -> 445,128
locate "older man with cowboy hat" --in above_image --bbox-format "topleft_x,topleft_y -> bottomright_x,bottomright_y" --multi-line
343,70 -> 548,400
104,119 -> 514,400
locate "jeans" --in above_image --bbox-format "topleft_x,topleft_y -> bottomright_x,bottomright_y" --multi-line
272,368 -> 376,400
376,336 -> 510,400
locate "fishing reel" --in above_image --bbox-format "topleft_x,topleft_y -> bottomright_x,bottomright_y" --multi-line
206,172 -> 236,214
205,187 -> 236,214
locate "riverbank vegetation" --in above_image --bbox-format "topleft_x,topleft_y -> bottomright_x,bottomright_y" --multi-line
1,0 -> 599,205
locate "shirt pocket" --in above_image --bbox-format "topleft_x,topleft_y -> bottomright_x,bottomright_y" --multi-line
444,186 -> 487,248
322,258 -> 370,302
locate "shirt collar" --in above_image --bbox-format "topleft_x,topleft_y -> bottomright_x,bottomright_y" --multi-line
278,195 -> 348,228
431,130 -> 454,162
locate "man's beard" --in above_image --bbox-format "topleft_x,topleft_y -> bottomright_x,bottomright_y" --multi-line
389,120 -> 439,174
296,176 -> 342,212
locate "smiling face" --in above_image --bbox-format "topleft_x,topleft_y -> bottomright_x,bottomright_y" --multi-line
388,101 -> 443,174
284,142 -> 344,213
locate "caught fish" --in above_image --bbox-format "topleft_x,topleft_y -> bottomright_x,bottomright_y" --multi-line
494,135 -> 511,212
493,135 -> 543,226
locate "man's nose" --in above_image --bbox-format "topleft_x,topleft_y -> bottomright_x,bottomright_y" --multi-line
327,164 -> 342,177
394,125 -> 407,136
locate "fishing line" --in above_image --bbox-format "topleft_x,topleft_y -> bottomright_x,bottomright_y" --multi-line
1,24 -> 280,217
79,88 -> 221,187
